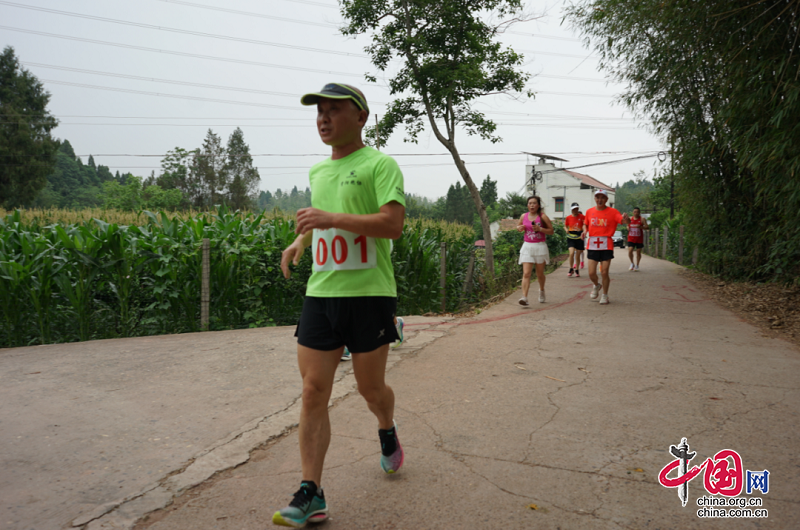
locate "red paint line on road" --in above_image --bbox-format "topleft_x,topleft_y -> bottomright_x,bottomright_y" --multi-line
404,291 -> 589,329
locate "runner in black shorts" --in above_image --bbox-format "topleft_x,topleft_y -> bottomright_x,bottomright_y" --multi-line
583,190 -> 628,305
564,203 -> 585,277
276,83 -> 406,528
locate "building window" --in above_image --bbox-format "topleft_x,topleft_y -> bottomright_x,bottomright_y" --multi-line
555,197 -> 564,212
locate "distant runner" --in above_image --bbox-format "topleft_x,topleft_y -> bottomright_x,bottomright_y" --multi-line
626,207 -> 648,271
564,203 -> 585,278
517,196 -> 554,304
277,83 -> 405,528
582,190 -> 629,305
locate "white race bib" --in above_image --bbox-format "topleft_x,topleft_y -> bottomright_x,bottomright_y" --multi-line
588,236 -> 612,251
312,228 -> 377,272
630,227 -> 642,237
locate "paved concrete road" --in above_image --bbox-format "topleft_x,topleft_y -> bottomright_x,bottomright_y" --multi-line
134,255 -> 798,530
3,254 -> 799,529
0,315 -> 448,530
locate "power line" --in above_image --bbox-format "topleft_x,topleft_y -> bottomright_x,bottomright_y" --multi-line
156,0 -> 340,28
518,49 -> 598,60
0,26 -> 363,77
25,62 -> 320,99
41,79 -> 309,110
0,2 -> 367,57
4,113 -> 637,121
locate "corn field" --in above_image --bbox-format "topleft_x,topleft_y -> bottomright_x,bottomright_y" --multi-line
0,209 -> 502,348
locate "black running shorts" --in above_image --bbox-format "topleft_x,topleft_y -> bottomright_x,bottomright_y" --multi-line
627,242 -> 643,249
295,296 -> 399,353
587,249 -> 615,262
567,238 -> 585,251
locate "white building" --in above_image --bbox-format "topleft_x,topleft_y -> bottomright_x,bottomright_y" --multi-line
524,154 -> 616,220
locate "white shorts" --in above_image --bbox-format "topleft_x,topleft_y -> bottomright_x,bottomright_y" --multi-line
519,242 -> 549,264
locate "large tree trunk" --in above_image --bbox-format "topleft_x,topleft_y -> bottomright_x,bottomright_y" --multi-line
447,146 -> 495,278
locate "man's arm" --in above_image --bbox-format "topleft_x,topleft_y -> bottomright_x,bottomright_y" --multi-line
294,201 -> 405,240
280,230 -> 313,279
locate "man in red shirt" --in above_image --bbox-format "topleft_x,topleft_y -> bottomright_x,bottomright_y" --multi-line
582,189 -> 629,305
564,203 -> 585,277
626,207 -> 648,271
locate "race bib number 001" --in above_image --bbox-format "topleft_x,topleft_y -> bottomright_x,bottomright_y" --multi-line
588,236 -> 612,250
312,228 -> 377,272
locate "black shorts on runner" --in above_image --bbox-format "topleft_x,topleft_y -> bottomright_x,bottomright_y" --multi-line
295,296 -> 399,353
567,238 -> 585,251
587,249 -> 615,262
627,242 -> 643,249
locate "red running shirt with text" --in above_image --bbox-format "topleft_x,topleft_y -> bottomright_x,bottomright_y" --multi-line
628,217 -> 644,243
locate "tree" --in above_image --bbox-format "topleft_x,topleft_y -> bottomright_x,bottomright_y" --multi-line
340,0 -> 533,277
0,46 -> 59,207
444,181 -> 474,224
479,175 -> 498,208
496,191 -> 527,219
567,0 -> 800,281
190,130 -> 227,208
225,127 -> 260,210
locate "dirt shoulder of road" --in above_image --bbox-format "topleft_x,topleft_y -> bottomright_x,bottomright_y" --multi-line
681,267 -> 800,349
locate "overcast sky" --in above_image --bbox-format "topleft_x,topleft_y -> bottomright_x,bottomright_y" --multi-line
2,0 -> 667,200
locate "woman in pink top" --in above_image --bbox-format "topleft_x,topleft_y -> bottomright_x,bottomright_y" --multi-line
516,196 -> 554,304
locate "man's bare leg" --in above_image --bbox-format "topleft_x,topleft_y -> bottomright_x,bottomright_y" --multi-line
588,259 -> 599,285
352,344 -> 393,429
600,260 -> 612,294
297,345 -> 342,485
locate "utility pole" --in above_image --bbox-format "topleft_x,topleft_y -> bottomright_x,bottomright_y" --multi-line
670,137 -> 675,218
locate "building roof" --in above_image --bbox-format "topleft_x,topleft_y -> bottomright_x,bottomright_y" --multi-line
564,170 -> 614,192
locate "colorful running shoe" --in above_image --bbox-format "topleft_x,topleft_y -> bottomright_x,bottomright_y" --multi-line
568,268 -> 574,277
379,420 -> 404,474
580,260 -> 585,269
341,347 -> 351,361
392,317 -> 404,349
272,482 -> 328,528
574,269 -> 580,278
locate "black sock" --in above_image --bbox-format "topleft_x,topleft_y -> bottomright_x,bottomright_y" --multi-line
378,427 -> 397,456
299,480 -> 318,497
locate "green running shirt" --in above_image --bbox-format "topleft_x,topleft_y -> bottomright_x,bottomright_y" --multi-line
305,146 -> 405,297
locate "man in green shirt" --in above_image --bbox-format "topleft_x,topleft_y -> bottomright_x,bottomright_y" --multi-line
275,83 -> 406,528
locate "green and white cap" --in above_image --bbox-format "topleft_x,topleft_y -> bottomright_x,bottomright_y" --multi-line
300,83 -> 369,114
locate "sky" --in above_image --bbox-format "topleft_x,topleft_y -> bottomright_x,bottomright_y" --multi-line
1,0 -> 669,201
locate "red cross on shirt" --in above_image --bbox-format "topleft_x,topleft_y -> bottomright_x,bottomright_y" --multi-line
593,238 -> 604,249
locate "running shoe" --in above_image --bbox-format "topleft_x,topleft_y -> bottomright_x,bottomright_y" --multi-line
272,482 -> 328,528
538,291 -> 546,303
568,268 -> 574,277
629,263 -> 635,271
392,317 -> 404,349
379,420 -> 404,474
341,347 -> 351,361
590,284 -> 601,300
599,294 -> 609,305
580,260 -> 585,269
574,270 -> 580,278
635,264 -> 640,271
519,297 -> 529,306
